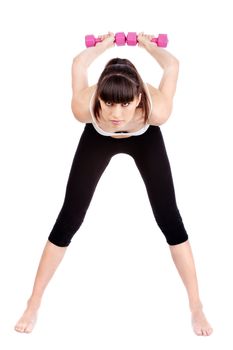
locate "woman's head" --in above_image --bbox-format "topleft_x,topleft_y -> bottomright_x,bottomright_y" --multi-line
93,58 -> 150,128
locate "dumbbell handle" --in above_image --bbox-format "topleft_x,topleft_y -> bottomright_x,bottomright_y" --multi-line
151,38 -> 160,44
95,38 -> 102,44
94,36 -> 161,44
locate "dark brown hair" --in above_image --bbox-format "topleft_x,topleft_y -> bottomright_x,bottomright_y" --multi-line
93,58 -> 150,122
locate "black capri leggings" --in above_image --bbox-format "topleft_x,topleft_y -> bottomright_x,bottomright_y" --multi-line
48,124 -> 188,247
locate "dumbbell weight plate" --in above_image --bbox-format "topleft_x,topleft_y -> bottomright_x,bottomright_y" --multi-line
85,35 -> 96,47
151,34 -> 168,47
157,34 -> 168,47
115,32 -> 126,46
85,35 -> 102,47
126,32 -> 137,46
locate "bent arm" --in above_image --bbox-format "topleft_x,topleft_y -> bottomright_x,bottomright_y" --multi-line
71,55 -> 96,123
138,33 -> 179,125
71,34 -> 115,122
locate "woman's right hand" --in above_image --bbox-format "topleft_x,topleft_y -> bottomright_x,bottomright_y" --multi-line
72,32 -> 115,70
96,32 -> 115,50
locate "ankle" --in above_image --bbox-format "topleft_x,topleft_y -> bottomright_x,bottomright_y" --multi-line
189,301 -> 203,314
27,296 -> 42,310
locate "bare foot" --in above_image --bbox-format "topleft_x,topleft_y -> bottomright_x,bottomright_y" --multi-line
191,308 -> 213,336
15,300 -> 40,333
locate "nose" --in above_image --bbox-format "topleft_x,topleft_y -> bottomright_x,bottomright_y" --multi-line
111,104 -> 123,119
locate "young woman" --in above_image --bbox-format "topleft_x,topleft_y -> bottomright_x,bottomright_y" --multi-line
15,32 -> 213,336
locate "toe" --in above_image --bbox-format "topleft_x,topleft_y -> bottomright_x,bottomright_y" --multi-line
15,324 -> 25,333
203,327 -> 212,336
194,327 -> 203,336
25,323 -> 34,333
25,328 -> 32,334
202,329 -> 208,336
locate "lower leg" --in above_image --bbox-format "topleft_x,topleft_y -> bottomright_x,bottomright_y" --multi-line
169,240 -> 213,336
15,240 -> 67,333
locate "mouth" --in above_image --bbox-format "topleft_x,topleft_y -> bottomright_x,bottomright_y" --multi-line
111,120 -> 124,125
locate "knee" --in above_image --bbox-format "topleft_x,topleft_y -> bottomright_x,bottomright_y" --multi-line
166,233 -> 189,246
155,208 -> 188,245
48,213 -> 85,247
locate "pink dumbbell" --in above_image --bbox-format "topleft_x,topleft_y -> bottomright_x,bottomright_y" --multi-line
85,32 -> 126,47
126,32 -> 168,47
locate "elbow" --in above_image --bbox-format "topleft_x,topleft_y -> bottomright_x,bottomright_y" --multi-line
157,114 -> 171,125
71,111 -> 84,123
72,54 -> 82,64
71,100 -> 81,122
148,114 -> 164,126
149,108 -> 172,126
173,58 -> 179,66
170,57 -> 179,68
164,58 -> 179,72
71,99 -> 77,118
150,115 -> 170,126
172,59 -> 179,73
72,111 -> 86,124
71,100 -> 91,123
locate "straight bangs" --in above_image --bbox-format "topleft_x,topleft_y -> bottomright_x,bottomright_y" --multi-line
99,75 -> 138,104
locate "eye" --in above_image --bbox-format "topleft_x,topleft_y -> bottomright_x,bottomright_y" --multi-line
105,102 -> 113,106
122,102 -> 130,107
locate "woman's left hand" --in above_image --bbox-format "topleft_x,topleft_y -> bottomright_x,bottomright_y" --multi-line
137,32 -> 155,49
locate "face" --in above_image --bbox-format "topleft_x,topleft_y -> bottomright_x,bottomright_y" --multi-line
98,94 -> 141,130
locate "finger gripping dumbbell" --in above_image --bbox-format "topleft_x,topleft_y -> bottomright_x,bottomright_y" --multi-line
127,32 -> 168,47
85,32 -> 126,47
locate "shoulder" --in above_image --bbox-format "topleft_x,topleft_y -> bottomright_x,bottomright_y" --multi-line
71,84 -> 97,123
145,83 -> 174,126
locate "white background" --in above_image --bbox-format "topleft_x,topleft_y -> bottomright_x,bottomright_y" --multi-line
0,0 -> 232,348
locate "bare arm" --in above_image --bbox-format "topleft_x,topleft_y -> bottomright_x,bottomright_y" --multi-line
71,33 -> 115,122
137,33 -> 180,125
